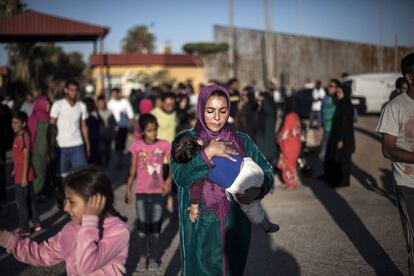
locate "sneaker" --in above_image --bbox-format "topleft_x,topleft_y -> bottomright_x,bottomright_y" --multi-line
135,258 -> 147,271
32,224 -> 43,232
148,259 -> 159,271
14,227 -> 31,236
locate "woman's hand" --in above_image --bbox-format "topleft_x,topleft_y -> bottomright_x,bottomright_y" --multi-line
337,141 -> 343,149
204,138 -> 238,162
85,194 -> 106,217
235,186 -> 263,205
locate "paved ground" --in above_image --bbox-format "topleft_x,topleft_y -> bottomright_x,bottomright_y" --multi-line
0,115 -> 407,275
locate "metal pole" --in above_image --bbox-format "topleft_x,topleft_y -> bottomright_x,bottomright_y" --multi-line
295,0 -> 302,88
394,33 -> 399,72
99,38 -> 104,96
228,0 -> 235,78
264,0 -> 274,83
412,18 -> 414,52
378,0 -> 384,72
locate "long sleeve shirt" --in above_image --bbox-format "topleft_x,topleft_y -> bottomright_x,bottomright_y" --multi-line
0,215 -> 129,276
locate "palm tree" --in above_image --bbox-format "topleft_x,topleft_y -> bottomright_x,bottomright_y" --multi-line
0,0 -> 26,16
122,25 -> 156,53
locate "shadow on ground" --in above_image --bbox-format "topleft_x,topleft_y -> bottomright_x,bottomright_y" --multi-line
300,147 -> 402,275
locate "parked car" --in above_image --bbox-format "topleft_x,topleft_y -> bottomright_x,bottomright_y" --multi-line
341,73 -> 402,114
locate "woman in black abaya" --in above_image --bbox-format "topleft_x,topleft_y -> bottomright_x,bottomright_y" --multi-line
324,85 -> 355,187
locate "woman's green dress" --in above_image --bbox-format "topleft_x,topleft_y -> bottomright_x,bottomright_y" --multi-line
171,129 -> 274,276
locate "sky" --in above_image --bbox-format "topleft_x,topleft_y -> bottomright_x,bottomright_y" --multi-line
1,0 -> 413,64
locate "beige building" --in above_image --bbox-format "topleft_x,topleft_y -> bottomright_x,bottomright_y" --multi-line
90,53 -> 204,95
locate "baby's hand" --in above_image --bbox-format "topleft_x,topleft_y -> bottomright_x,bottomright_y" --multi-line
188,204 -> 199,223
85,194 -> 106,217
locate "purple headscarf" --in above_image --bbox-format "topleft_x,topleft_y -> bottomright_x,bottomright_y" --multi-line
28,96 -> 50,145
194,84 -> 245,156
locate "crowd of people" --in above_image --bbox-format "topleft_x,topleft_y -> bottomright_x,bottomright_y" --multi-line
0,52 -> 412,275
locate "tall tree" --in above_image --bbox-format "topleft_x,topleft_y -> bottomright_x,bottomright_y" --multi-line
122,25 -> 156,53
0,0 -> 26,16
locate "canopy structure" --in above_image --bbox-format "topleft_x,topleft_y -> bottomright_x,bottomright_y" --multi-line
0,10 -> 109,43
0,10 -> 110,92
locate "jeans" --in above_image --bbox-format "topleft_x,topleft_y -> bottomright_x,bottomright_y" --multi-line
135,194 -> 164,234
319,131 -> 330,160
396,185 -> 414,276
15,182 -> 40,228
135,194 -> 164,258
56,145 -> 87,176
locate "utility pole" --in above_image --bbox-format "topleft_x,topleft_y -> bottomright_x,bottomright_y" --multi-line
412,18 -> 414,52
228,0 -> 235,78
264,0 -> 274,83
394,33 -> 399,72
378,0 -> 384,72
295,0 -> 302,88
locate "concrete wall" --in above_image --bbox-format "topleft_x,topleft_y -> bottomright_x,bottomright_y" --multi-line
213,25 -> 412,90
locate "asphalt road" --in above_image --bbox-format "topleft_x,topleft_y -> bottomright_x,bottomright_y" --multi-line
0,115 -> 406,275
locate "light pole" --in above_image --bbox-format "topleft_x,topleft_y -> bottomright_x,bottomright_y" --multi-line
228,0 -> 235,78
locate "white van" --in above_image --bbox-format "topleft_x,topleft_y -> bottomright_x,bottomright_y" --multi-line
341,73 -> 402,113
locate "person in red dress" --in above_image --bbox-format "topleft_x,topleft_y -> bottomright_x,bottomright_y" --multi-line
277,98 -> 302,190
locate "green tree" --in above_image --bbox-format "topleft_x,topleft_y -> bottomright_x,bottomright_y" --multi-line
0,0 -> 26,16
122,25 -> 156,53
182,42 -> 228,55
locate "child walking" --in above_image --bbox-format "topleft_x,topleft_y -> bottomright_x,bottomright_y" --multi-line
11,111 -> 41,235
0,166 -> 129,275
125,113 -> 172,271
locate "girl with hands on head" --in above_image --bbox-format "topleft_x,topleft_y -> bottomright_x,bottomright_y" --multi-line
0,166 -> 129,276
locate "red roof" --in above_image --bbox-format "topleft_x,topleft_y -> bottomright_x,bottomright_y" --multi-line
90,53 -> 199,67
0,10 -> 109,42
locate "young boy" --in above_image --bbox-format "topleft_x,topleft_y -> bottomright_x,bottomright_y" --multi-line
11,112 -> 41,235
171,133 -> 279,233
376,53 -> 414,274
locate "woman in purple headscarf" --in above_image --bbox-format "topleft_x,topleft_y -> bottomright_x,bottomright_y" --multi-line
171,84 -> 274,276
28,95 -> 50,195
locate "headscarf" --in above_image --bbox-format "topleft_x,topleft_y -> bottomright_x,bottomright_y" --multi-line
28,96 -> 50,144
139,98 -> 153,114
194,84 -> 245,156
134,98 -> 154,141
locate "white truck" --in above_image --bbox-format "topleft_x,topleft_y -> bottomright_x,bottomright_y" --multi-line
341,73 -> 402,113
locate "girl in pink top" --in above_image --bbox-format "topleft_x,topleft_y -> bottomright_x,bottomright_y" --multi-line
125,113 -> 172,271
0,166 -> 130,276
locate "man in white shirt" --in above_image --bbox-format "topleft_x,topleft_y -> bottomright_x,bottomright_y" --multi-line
376,53 -> 414,274
50,79 -> 90,178
309,80 -> 326,128
107,88 -> 134,168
